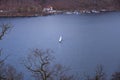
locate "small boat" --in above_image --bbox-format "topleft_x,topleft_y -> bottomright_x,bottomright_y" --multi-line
59,36 -> 62,43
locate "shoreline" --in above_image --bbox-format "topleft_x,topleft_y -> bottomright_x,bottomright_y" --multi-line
0,9 -> 118,17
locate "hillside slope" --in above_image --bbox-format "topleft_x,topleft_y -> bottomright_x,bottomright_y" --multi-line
0,0 -> 120,16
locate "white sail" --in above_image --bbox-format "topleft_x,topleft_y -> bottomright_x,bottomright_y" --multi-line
59,36 -> 62,43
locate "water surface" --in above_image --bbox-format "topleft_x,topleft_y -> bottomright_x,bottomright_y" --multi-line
0,12 -> 120,79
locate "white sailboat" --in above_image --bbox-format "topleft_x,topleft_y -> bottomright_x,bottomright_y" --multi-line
59,36 -> 62,43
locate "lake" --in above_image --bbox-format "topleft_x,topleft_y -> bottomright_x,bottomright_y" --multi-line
0,12 -> 120,79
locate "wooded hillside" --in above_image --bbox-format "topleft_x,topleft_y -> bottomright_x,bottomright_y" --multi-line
0,0 -> 120,10
0,0 -> 120,16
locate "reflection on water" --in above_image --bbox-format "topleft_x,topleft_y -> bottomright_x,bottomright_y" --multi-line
0,12 -> 120,79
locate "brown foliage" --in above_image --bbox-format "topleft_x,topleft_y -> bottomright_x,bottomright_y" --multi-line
49,0 -> 120,11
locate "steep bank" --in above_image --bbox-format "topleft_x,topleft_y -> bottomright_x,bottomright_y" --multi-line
0,0 -> 120,17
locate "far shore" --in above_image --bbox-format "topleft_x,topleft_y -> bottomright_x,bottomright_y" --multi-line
0,9 -> 118,17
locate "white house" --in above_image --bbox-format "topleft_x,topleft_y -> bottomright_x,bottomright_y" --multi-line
43,6 -> 53,12
0,10 -> 3,13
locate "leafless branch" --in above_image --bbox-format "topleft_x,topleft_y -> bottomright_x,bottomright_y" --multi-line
0,23 -> 13,40
23,49 -> 76,80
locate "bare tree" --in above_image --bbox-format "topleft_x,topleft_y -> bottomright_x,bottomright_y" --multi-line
0,23 -> 24,80
94,65 -> 106,80
0,23 -> 12,80
111,71 -> 120,80
0,23 -> 12,40
0,63 -> 24,80
23,49 -> 76,80
0,49 -> 6,80
83,65 -> 106,80
4,64 -> 24,80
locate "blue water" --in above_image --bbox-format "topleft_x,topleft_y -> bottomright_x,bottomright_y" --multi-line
0,12 -> 120,79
